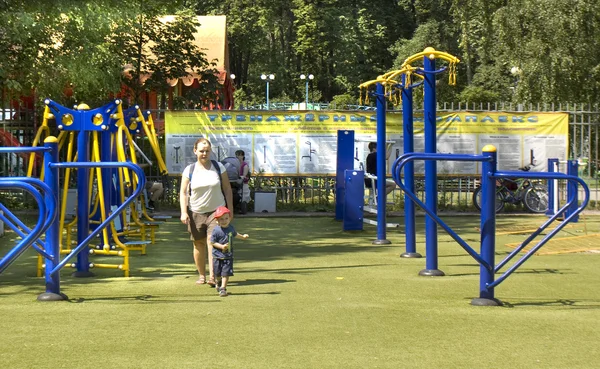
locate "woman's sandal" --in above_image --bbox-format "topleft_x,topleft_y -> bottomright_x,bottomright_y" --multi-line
207,277 -> 216,287
196,275 -> 206,285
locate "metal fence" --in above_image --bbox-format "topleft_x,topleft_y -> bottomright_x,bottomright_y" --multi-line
2,102 -> 600,211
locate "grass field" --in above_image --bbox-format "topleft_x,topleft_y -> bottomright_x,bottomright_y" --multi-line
1,214 -> 600,368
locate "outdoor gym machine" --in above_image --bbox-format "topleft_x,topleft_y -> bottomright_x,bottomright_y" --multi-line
392,146 -> 590,305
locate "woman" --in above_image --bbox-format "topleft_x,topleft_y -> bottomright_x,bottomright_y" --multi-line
180,138 -> 234,286
235,149 -> 251,214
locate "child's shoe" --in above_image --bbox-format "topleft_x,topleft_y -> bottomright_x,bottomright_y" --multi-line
219,288 -> 228,297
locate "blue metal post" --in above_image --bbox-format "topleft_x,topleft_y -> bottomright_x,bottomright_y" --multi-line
74,125 -> 94,277
38,137 -> 67,301
343,170 -> 365,231
336,130 -> 355,221
472,145 -> 502,306
566,160 -> 579,222
419,55 -> 443,276
546,158 -> 558,216
401,74 -> 420,258
374,83 -> 390,244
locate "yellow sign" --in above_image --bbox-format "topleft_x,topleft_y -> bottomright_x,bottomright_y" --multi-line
165,111 -> 568,175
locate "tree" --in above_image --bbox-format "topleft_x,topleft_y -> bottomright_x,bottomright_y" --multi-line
1,1 -> 219,110
493,0 -> 600,104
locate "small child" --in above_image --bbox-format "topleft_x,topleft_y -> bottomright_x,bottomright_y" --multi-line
210,206 -> 249,297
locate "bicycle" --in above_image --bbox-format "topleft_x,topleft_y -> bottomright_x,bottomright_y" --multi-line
472,167 -> 549,213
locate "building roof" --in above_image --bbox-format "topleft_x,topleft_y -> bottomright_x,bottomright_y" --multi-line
160,15 -> 229,87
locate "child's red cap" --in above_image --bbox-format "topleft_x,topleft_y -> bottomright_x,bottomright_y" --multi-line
214,206 -> 231,218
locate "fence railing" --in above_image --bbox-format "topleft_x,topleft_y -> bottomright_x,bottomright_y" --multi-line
156,174 -> 582,213
3,102 -> 600,211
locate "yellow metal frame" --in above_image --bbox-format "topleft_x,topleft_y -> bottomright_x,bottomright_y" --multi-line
37,101 -> 169,278
358,47 -> 460,106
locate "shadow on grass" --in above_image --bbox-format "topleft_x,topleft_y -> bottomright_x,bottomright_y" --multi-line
499,298 -> 600,309
67,294 -> 220,304
68,290 -> 282,303
221,291 -> 281,297
446,267 -> 573,278
243,263 -> 394,275
232,278 -> 293,286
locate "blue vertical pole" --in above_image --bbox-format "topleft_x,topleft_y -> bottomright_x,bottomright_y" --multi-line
566,160 -> 579,222
73,124 -> 94,277
38,137 -> 67,301
472,145 -> 502,306
401,75 -> 420,258
336,130 -> 355,221
419,55 -> 444,276
546,158 -> 558,216
374,83 -> 390,244
343,169 -> 365,231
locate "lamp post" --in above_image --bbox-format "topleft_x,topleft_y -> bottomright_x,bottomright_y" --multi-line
229,74 -> 236,109
510,66 -> 522,110
261,73 -> 275,110
300,74 -> 314,109
510,66 -> 521,92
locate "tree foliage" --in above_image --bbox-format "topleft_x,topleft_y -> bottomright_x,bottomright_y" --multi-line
2,0 -> 599,110
0,0 -> 218,108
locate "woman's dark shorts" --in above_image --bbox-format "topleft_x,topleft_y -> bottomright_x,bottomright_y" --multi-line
187,209 -> 217,241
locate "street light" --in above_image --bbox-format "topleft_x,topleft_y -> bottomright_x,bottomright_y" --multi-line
228,74 -> 236,109
510,66 -> 522,89
300,74 -> 314,109
510,66 -> 522,109
261,73 -> 275,110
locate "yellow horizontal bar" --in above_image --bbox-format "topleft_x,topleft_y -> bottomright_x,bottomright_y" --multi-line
90,249 -> 124,256
402,49 -> 460,68
90,263 -> 123,270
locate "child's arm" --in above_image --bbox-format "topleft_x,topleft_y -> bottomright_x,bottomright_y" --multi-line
235,233 -> 249,240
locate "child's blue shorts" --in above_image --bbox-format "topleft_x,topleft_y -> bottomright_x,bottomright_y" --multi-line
214,258 -> 234,277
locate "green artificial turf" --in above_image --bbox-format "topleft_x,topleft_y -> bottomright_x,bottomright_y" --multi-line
1,215 -> 600,368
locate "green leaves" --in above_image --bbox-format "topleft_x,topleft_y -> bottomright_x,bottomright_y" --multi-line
2,0 -> 599,109
0,1 -> 217,108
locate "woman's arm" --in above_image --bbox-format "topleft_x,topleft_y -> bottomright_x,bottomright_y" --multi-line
220,170 -> 234,220
241,163 -> 249,179
179,174 -> 190,224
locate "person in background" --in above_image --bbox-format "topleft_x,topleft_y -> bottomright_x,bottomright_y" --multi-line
235,149 -> 251,214
145,181 -> 164,210
365,142 -> 395,198
134,147 -> 164,210
210,206 -> 249,297
180,138 -> 234,287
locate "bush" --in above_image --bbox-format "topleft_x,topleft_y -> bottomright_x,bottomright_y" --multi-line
330,93 -> 357,108
458,86 -> 501,104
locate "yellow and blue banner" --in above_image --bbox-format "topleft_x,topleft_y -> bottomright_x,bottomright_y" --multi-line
165,111 -> 568,176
